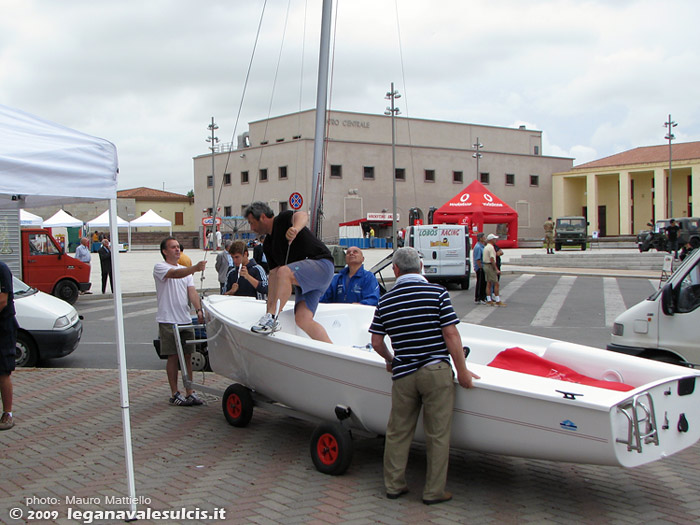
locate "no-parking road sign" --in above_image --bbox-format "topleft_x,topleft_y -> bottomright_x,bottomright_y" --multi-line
289,192 -> 303,210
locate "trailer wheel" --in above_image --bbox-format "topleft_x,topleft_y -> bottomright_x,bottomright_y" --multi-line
310,422 -> 353,475
54,279 -> 79,304
16,332 -> 38,367
222,384 -> 253,427
190,350 -> 208,372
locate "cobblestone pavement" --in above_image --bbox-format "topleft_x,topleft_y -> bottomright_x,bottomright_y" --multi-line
2,368 -> 700,524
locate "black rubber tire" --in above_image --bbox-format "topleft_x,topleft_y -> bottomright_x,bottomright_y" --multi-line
460,277 -> 470,290
581,243 -> 586,251
310,422 -> 353,475
16,332 -> 38,367
53,279 -> 79,304
222,384 -> 254,427
555,243 -> 561,251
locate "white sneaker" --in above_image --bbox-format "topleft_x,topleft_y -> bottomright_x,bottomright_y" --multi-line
251,313 -> 280,334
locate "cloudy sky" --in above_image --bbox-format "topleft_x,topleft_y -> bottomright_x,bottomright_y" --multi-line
2,0 -> 699,194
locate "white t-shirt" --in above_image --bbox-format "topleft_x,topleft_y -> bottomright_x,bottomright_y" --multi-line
153,261 -> 195,324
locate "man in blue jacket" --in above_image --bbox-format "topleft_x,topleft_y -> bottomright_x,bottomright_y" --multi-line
321,246 -> 380,306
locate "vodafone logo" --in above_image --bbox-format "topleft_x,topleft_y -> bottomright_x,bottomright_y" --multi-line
483,193 -> 493,203
459,193 -> 470,203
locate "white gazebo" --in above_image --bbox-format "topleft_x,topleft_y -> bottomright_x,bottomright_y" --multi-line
87,210 -> 130,250
0,103 -> 136,509
129,209 -> 172,250
19,209 -> 43,226
43,208 -> 84,228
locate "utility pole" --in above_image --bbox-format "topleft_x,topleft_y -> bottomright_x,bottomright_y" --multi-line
472,137 -> 483,180
664,114 -> 677,217
206,117 -> 219,246
385,82 -> 401,251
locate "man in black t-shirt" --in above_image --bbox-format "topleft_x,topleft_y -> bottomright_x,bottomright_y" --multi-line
244,202 -> 334,341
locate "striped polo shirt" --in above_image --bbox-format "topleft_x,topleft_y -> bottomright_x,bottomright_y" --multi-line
369,273 -> 459,380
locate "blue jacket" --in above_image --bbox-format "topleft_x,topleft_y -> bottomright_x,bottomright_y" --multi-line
320,264 -> 380,306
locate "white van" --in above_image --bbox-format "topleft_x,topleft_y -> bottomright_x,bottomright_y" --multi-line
13,277 -> 83,367
608,248 -> 700,366
407,224 -> 471,289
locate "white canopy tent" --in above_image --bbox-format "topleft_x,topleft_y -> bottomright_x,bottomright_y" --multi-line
19,209 -> 43,226
129,208 -> 172,250
86,209 -> 129,228
0,104 -> 136,509
42,208 -> 84,228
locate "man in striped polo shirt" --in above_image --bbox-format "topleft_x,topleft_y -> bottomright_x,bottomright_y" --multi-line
369,247 -> 479,505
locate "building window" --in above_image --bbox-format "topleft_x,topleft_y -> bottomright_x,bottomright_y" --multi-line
424,169 -> 435,183
479,172 -> 490,184
278,166 -> 288,180
241,171 -> 249,184
259,168 -> 268,182
279,201 -> 288,213
175,212 -> 184,225
224,206 -> 232,217
207,207 -> 213,216
241,204 -> 248,216
363,166 -> 375,180
395,168 -> 406,181
534,145 -> 539,155
223,173 -> 231,185
206,175 -> 213,188
530,175 -> 539,187
453,171 -> 463,184
505,173 -> 515,186
330,165 -> 342,178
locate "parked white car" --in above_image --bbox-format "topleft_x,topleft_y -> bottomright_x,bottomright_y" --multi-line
13,277 -> 82,367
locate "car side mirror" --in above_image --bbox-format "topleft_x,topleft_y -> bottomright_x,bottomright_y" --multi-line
661,283 -> 675,316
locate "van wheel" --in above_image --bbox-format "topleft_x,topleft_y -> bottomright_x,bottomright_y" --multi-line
461,277 -> 470,290
555,243 -> 561,251
581,243 -> 586,251
16,332 -> 38,367
54,279 -> 79,304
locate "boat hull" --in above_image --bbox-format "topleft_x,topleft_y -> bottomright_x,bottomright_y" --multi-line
203,295 -> 700,467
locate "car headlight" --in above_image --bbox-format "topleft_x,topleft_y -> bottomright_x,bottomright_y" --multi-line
54,315 -> 71,329
612,323 -> 624,336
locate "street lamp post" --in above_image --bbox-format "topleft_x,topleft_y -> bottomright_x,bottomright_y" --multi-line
206,117 -> 219,248
472,137 -> 483,180
385,82 -> 401,251
664,114 -> 677,217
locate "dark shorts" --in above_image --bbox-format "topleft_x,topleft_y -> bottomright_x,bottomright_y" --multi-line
0,317 -> 18,375
158,323 -> 195,356
290,258 -> 334,315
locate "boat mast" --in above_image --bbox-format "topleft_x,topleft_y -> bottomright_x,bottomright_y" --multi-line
309,0 -> 332,238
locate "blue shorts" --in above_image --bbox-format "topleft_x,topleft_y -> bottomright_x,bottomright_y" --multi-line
290,258 -> 334,315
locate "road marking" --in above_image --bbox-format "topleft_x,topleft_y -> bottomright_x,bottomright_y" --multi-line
79,297 -> 155,313
603,277 -> 626,327
461,274 -> 534,324
100,307 -> 159,322
531,275 -> 576,326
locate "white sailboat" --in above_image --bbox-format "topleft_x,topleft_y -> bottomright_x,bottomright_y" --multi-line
194,0 -> 700,475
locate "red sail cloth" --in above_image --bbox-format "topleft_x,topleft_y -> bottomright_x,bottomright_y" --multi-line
488,347 -> 634,392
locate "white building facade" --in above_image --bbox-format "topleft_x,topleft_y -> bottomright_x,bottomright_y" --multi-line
193,110 -> 573,242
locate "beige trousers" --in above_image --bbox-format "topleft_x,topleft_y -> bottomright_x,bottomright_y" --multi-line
383,361 -> 455,500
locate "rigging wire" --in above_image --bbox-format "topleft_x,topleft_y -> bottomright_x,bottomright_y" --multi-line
392,0 -> 420,218
199,0 -> 268,294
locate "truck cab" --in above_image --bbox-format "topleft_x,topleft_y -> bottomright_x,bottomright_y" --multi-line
608,247 -> 700,366
22,229 -> 91,304
408,224 -> 471,289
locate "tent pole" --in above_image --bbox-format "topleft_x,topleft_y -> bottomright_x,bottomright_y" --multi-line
109,198 -> 137,512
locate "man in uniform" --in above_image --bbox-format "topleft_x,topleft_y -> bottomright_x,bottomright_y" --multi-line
544,217 -> 555,254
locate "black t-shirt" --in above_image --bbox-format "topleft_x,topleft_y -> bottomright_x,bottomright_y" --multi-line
263,211 -> 332,270
0,261 -> 15,320
666,224 -> 680,241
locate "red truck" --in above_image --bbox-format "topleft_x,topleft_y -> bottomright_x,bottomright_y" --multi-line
19,228 -> 91,304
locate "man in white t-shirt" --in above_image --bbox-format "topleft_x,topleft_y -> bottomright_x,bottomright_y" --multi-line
154,237 -> 207,406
